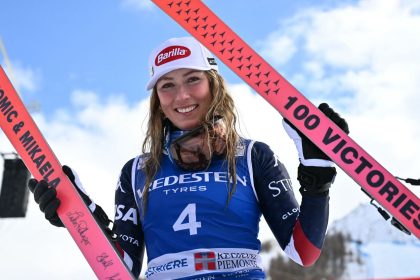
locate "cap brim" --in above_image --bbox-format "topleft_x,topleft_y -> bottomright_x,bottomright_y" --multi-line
146,65 -> 217,91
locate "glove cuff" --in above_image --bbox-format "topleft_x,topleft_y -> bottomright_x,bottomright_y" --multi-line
92,204 -> 115,239
297,164 -> 337,197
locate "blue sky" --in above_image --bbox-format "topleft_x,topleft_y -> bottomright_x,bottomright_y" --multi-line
1,0 -> 420,279
0,0 -> 355,117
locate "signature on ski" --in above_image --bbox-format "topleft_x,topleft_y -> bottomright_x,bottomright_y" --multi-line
66,211 -> 91,245
96,252 -> 114,269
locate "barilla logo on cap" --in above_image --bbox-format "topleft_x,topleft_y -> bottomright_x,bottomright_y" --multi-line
155,45 -> 191,66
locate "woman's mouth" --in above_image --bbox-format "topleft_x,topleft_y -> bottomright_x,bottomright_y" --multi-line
176,105 -> 197,113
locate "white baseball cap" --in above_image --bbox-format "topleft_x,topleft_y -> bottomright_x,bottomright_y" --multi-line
146,37 -> 218,90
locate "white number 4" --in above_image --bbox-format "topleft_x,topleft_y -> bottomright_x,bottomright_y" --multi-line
172,203 -> 202,235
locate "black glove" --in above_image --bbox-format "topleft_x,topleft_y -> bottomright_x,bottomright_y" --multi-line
28,166 -> 111,230
283,103 -> 349,196
28,178 -> 63,227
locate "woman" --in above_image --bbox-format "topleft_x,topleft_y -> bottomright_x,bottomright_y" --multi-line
29,37 -> 349,279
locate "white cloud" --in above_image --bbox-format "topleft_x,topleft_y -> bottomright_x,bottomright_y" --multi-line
260,0 -> 420,178
1,60 -> 40,93
260,0 -> 420,105
258,34 -> 297,66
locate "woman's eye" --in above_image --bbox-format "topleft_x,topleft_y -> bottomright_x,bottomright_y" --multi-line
187,76 -> 201,84
159,82 -> 174,89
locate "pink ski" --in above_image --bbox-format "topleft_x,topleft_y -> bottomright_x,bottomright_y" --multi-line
0,66 -> 134,279
152,0 -> 420,239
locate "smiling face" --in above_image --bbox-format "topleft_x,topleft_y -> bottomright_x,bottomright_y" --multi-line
156,68 -> 213,130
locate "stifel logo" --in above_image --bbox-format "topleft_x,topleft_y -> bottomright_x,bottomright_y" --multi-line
155,45 -> 191,66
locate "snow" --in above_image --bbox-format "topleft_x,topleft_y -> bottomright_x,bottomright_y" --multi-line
259,202 -> 420,280
330,203 -> 420,280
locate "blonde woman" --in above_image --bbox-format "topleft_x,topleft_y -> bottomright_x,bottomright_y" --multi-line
29,37 -> 349,279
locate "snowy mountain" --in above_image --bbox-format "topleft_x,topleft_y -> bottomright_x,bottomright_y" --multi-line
329,203 -> 420,280
260,202 -> 420,280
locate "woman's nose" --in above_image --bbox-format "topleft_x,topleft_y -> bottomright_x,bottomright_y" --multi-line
175,83 -> 191,100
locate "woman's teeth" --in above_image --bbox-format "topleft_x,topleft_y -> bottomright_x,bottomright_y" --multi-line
177,105 -> 197,113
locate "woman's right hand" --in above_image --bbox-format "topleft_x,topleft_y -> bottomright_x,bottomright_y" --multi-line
28,179 -> 64,227
28,166 -> 112,232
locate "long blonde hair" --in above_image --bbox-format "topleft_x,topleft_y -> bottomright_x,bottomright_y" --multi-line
141,69 -> 239,212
